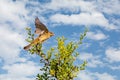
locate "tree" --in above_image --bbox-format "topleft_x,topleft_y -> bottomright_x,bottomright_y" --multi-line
25,27 -> 88,80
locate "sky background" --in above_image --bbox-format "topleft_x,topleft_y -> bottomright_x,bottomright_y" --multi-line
0,0 -> 120,80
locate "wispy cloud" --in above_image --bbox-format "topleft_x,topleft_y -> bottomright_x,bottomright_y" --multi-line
43,0 -> 96,12
86,31 -> 108,40
94,0 -> 120,15
50,12 -> 118,30
109,65 -> 120,70
0,61 -> 40,80
77,71 -> 116,80
78,53 -> 103,68
0,0 -> 28,64
105,47 -> 120,62
0,0 -> 29,30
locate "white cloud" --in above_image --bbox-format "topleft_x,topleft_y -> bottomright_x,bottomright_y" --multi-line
0,0 -> 29,31
0,25 -> 26,64
109,65 -> 120,70
0,61 -> 40,80
44,0 -> 96,12
77,71 -> 94,80
2,61 -> 40,77
95,72 -> 116,80
77,71 -> 116,80
94,0 -> 120,15
105,47 -> 120,62
0,58 -> 2,63
0,77 -> 34,80
50,12 -> 106,25
78,53 -> 103,68
50,12 -> 117,30
86,31 -> 108,40
79,53 -> 93,60
0,0 -> 36,64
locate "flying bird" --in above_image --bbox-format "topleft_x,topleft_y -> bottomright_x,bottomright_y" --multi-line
24,17 -> 54,50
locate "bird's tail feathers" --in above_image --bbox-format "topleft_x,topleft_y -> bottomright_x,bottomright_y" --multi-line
24,44 -> 31,50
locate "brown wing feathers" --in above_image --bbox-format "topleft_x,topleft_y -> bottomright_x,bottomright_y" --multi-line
35,17 -> 48,35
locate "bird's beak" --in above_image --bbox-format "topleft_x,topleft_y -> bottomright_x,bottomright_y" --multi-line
52,33 -> 55,36
49,32 -> 54,36
51,33 -> 54,36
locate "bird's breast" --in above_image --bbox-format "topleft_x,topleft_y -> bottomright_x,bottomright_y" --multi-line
39,33 -> 51,42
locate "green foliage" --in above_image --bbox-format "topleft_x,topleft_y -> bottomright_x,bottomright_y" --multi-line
25,27 -> 88,80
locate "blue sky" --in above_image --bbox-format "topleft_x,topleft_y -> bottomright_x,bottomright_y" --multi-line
0,0 -> 120,80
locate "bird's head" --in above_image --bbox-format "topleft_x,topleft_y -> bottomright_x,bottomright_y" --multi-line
49,32 -> 54,37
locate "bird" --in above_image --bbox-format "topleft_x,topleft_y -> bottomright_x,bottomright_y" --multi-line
24,17 -> 54,50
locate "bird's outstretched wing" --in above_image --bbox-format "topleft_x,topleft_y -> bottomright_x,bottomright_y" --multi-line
35,17 -> 48,35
